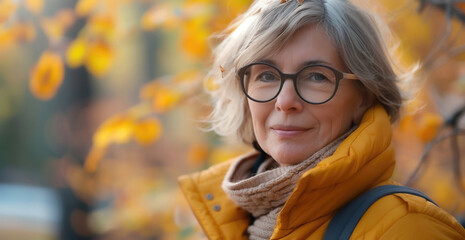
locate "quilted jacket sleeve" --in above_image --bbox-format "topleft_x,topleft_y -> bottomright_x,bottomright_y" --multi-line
352,192 -> 465,240
178,159 -> 251,240
379,213 -> 465,239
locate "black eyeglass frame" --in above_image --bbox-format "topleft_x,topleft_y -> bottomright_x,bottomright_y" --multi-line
237,62 -> 359,104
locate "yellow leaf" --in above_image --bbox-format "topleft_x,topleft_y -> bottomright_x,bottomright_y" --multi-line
93,115 -> 135,148
75,0 -> 99,17
0,0 -> 17,24
152,87 -> 183,113
29,51 -> 65,101
24,0 -> 44,15
40,17 -> 65,42
180,17 -> 209,59
85,41 -> 113,78
133,118 -> 162,145
66,37 -> 87,68
416,112 -> 443,143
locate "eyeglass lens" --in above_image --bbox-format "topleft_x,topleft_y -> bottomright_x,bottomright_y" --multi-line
242,63 -> 338,103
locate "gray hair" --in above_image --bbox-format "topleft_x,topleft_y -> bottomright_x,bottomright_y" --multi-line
205,0 -> 410,144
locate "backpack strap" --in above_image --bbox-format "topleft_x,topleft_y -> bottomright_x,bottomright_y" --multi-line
323,185 -> 438,240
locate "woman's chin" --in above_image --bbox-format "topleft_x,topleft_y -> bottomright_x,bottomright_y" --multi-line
271,151 -> 311,166
263,141 -> 319,166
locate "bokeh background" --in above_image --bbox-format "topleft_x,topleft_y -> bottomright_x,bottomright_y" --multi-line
0,0 -> 464,239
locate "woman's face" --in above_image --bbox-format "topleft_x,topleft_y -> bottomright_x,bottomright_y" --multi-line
248,24 -> 370,166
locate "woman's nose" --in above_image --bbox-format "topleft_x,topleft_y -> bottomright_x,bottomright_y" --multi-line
275,79 -> 303,112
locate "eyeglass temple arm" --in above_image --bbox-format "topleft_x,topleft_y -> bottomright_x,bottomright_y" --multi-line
343,73 -> 358,80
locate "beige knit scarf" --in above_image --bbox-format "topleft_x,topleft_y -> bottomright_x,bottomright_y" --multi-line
222,129 -> 353,239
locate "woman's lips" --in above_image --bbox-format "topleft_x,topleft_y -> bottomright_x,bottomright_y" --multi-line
271,125 -> 310,137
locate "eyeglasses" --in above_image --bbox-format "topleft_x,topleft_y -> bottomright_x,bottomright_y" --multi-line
237,62 -> 358,104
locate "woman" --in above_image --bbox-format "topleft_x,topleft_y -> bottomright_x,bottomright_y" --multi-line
179,0 -> 465,239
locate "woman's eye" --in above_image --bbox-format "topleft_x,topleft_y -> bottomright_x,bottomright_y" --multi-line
304,73 -> 328,82
257,72 -> 279,82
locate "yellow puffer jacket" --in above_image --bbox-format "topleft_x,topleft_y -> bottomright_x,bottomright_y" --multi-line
178,105 -> 465,239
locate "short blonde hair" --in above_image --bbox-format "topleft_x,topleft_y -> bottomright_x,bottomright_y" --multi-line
206,0 -> 407,144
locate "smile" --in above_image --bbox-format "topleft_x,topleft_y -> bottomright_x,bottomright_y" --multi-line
271,125 -> 310,137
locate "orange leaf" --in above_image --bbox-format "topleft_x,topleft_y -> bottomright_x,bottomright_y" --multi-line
24,0 -> 44,15
29,51 -> 65,101
93,115 -> 135,148
66,37 -> 87,68
219,65 -> 225,78
133,118 -> 162,145
85,41 -> 113,78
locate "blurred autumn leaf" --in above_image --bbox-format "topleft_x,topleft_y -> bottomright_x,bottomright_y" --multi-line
2,0 -> 465,239
29,51 -> 65,100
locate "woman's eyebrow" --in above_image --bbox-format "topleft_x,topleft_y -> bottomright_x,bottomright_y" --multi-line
257,59 -> 276,65
255,59 -> 333,69
300,60 -> 332,68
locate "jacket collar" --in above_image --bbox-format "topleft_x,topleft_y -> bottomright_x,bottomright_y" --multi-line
274,104 -> 395,236
179,104 -> 395,239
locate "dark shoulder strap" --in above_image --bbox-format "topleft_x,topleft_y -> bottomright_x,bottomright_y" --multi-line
323,185 -> 438,240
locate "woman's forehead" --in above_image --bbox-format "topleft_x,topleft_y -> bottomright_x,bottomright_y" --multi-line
252,25 -> 344,71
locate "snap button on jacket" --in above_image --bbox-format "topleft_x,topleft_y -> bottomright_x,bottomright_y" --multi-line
179,105 -> 465,239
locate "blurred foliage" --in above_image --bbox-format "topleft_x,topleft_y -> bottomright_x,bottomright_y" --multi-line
0,0 -> 464,239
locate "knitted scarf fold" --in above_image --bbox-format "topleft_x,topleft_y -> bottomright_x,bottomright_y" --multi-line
222,128 -> 354,239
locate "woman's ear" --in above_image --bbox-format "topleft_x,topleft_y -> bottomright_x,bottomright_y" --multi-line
352,89 -> 375,125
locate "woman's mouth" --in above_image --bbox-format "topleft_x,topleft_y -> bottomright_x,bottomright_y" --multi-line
271,125 -> 310,137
